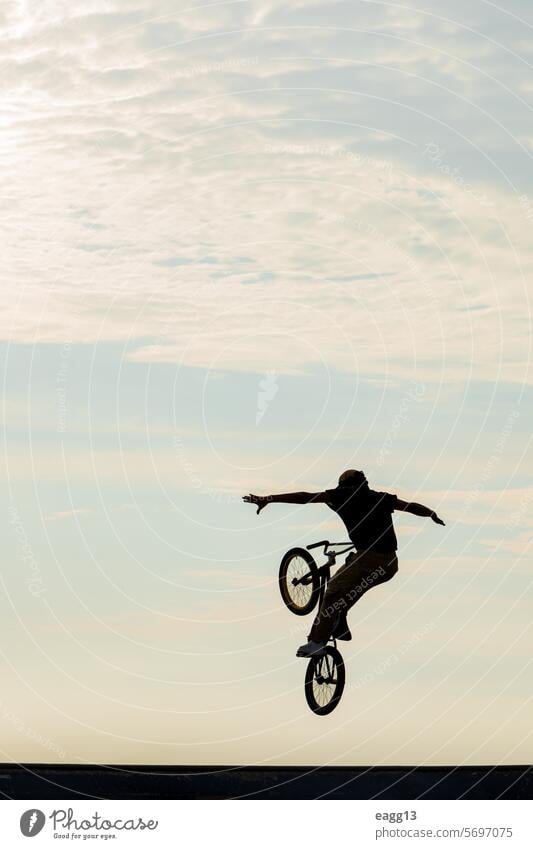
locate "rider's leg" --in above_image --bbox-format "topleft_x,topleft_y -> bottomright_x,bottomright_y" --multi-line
331,608 -> 351,640
308,551 -> 398,643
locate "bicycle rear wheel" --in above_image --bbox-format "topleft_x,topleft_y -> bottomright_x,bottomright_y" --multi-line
304,646 -> 345,715
278,548 -> 320,616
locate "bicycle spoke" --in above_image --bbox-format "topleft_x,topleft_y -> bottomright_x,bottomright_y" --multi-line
312,654 -> 339,708
286,557 -> 313,608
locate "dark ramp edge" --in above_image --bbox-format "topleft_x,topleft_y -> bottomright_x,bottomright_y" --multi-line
0,765 -> 531,800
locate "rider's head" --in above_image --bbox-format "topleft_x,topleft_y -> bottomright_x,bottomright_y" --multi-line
338,469 -> 368,490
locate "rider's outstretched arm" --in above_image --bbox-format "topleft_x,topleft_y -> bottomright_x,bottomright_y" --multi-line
395,498 -> 445,525
243,491 -> 328,514
267,491 -> 328,504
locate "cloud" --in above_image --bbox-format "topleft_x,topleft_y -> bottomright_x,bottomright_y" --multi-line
45,509 -> 93,522
2,1 -> 532,385
413,487 -> 533,526
479,530 -> 533,555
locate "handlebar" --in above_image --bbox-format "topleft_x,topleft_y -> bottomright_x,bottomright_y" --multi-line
306,539 -> 329,550
306,540 -> 355,554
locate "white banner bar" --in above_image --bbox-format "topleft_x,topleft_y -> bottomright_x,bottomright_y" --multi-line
1,800 -> 533,847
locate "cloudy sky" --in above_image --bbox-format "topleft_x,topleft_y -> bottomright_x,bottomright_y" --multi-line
1,0 -> 532,767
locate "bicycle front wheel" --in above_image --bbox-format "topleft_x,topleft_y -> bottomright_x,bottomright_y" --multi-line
278,548 -> 320,616
304,646 -> 345,715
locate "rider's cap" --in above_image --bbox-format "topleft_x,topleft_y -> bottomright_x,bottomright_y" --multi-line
338,469 -> 367,487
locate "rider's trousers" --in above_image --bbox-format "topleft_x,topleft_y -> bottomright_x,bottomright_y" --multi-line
308,549 -> 398,643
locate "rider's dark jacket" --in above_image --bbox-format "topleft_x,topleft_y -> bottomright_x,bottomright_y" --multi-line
324,485 -> 398,554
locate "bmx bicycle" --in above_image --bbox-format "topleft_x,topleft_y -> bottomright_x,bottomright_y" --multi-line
278,539 -> 355,715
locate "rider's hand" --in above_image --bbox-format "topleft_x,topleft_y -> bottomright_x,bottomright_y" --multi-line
431,512 -> 445,526
243,494 -> 268,515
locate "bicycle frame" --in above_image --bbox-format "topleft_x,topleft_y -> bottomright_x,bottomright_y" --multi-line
281,541 -> 352,714
305,539 -> 355,609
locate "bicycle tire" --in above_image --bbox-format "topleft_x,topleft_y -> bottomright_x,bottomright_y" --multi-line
304,646 -> 345,715
278,548 -> 320,616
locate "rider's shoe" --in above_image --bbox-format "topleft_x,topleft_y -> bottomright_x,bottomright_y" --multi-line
296,640 -> 326,657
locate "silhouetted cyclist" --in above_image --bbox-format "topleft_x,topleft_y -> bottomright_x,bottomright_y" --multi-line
243,469 -> 445,657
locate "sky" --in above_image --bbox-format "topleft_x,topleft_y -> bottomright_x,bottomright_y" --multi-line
1,0 -> 532,767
